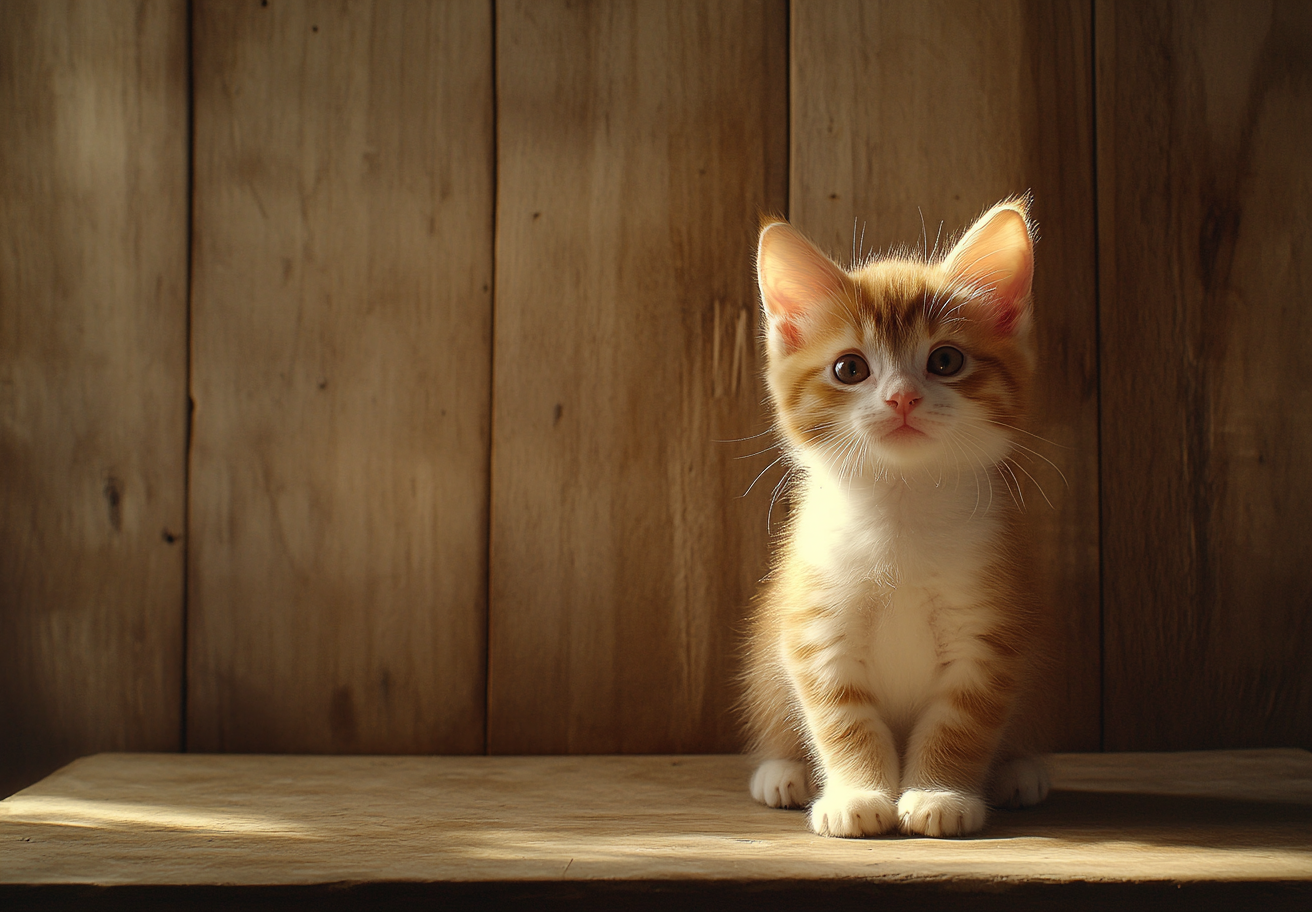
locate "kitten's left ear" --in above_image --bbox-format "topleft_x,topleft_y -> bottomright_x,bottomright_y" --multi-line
757,220 -> 852,355
942,198 -> 1035,337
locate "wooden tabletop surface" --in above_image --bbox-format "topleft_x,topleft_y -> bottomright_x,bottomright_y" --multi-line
2,749 -> 1310,909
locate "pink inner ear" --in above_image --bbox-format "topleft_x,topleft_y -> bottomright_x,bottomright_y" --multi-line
757,222 -> 848,348
944,207 -> 1034,336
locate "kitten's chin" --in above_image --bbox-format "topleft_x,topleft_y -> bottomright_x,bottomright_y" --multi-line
874,423 -> 937,461
867,430 -> 946,472
882,425 -> 929,444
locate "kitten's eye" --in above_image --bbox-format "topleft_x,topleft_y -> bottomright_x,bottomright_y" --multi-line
832,354 -> 870,385
927,346 -> 965,377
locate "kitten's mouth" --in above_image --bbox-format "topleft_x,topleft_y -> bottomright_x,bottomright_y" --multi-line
883,423 -> 928,442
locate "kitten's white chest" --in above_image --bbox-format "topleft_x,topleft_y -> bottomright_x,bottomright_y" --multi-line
794,476 -> 1001,738
862,586 -> 941,735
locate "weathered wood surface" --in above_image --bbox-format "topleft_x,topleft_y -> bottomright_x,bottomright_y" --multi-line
0,0 -> 188,797
488,0 -> 787,753
1,751 -> 1310,910
789,0 -> 1102,751
1097,0 -> 1312,750
187,0 -> 494,754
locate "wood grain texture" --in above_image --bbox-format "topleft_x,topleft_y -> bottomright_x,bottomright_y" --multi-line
789,0 -> 1101,751
187,0 -> 494,754
1,750 -> 1310,911
0,0 -> 188,797
489,0 -> 788,754
1098,0 -> 1312,750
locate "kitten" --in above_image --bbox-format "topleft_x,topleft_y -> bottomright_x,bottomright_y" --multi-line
741,198 -> 1050,838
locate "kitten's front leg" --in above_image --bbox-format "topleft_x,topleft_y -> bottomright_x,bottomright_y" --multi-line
793,671 -> 901,838
898,681 -> 1013,837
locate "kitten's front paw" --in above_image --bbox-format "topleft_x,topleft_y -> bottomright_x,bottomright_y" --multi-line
750,759 -> 813,808
808,787 -> 898,838
988,756 -> 1050,809
897,788 -> 986,837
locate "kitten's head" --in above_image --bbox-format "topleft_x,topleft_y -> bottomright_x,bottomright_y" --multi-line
756,198 -> 1036,479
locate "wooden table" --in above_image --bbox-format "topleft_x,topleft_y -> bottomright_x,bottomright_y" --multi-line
2,750 -> 1310,910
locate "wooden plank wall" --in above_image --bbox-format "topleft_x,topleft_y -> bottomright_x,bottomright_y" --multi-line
2,0 -> 1310,794
1098,0 -> 1312,749
488,0 -> 786,753
187,0 -> 494,755
0,0 -> 189,798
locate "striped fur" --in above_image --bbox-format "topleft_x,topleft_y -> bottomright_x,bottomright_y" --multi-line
742,199 -> 1051,838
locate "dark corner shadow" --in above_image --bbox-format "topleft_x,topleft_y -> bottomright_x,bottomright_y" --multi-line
983,787 -> 1312,850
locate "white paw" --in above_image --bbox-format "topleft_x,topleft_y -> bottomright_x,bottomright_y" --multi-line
808,787 -> 898,837
750,759 -> 813,808
897,788 -> 986,837
988,756 -> 1051,809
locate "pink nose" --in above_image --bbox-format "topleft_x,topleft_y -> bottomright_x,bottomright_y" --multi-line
886,389 -> 922,417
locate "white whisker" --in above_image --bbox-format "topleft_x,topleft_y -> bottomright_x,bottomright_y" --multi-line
997,459 -> 1025,512
767,465 -> 795,530
735,441 -> 783,460
950,431 -> 996,515
957,417 -> 1071,489
1006,456 -> 1055,510
742,453 -> 787,498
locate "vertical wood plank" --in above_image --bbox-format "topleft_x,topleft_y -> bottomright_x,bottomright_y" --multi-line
490,0 -> 788,753
790,0 -> 1102,751
0,0 -> 188,795
188,0 -> 494,754
1099,0 -> 1312,750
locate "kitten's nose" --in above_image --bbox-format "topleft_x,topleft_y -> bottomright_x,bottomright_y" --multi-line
886,388 -> 922,417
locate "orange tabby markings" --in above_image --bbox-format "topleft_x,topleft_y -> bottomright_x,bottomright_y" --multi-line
741,197 -> 1052,838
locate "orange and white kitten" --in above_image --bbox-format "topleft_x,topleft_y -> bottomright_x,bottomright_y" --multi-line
742,198 -> 1050,838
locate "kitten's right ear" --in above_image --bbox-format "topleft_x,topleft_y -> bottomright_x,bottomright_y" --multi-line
757,221 -> 851,354
941,199 -> 1035,338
